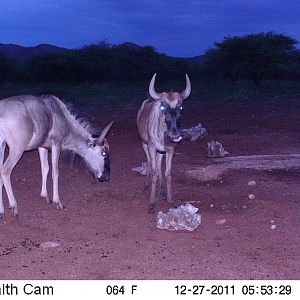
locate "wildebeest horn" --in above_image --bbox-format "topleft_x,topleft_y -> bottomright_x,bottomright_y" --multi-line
149,73 -> 161,100
181,74 -> 191,100
97,121 -> 114,144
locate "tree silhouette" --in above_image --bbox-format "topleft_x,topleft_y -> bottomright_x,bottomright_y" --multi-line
0,54 -> 14,83
205,32 -> 298,85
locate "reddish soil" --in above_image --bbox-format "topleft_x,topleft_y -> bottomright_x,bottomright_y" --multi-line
0,97 -> 299,279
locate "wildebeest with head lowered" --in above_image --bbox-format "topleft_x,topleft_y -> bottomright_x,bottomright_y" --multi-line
0,94 -> 113,218
137,74 -> 191,213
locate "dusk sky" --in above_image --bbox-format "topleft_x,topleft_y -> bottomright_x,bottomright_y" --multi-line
1,0 -> 300,57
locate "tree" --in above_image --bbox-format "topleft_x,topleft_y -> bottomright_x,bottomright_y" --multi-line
205,32 -> 298,85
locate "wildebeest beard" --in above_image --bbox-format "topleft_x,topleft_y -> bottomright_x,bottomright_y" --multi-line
62,149 -> 108,181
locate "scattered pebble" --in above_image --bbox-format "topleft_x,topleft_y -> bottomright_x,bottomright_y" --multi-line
271,224 -> 276,230
248,180 -> 256,186
210,204 -> 214,208
248,194 -> 256,200
215,219 -> 226,225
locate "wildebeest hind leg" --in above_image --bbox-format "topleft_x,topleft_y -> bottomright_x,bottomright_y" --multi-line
165,148 -> 175,205
1,150 -> 25,218
0,137 -> 6,218
148,145 -> 158,214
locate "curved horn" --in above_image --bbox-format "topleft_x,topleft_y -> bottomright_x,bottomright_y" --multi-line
149,73 -> 161,100
97,121 -> 113,145
181,74 -> 191,100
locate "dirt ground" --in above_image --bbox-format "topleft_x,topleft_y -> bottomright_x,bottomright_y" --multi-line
0,96 -> 299,280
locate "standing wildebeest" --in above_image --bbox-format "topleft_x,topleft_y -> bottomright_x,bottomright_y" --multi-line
137,73 -> 191,213
0,94 -> 113,218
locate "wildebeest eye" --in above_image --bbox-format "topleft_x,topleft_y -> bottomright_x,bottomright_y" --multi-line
159,104 -> 166,111
101,149 -> 108,157
86,139 -> 95,147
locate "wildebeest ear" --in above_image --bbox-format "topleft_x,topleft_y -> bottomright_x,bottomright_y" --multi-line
86,139 -> 95,147
91,134 -> 105,146
147,92 -> 156,102
91,133 -> 100,139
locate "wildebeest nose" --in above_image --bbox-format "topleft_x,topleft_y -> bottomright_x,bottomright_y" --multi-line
167,133 -> 182,143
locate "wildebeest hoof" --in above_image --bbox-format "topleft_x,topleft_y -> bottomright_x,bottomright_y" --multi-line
160,190 -> 167,200
0,213 -> 5,220
167,198 -> 174,205
143,185 -> 149,192
56,203 -> 65,210
43,196 -> 52,204
148,204 -> 155,214
10,206 -> 19,219
11,210 -> 19,219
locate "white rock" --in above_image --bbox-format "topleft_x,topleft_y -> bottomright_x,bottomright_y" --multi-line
156,203 -> 201,231
248,180 -> 256,186
248,194 -> 256,200
39,241 -> 60,249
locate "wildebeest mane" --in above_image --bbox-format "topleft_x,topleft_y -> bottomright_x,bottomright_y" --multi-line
64,102 -> 98,135
38,94 -> 98,135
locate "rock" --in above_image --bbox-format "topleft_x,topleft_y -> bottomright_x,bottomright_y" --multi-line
181,123 -> 207,142
207,141 -> 229,158
156,203 -> 201,231
131,162 -> 147,175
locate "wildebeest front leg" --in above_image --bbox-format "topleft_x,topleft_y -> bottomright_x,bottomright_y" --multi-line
156,152 -> 166,199
51,144 -> 64,210
0,138 -> 6,218
38,147 -> 51,203
165,148 -> 175,205
141,142 -> 151,192
148,145 -> 158,214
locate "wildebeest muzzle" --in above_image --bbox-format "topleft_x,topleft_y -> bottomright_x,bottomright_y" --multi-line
98,154 -> 111,182
165,107 -> 182,143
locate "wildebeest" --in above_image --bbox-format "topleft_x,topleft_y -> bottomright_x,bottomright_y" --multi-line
0,94 -> 113,218
137,74 -> 191,213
